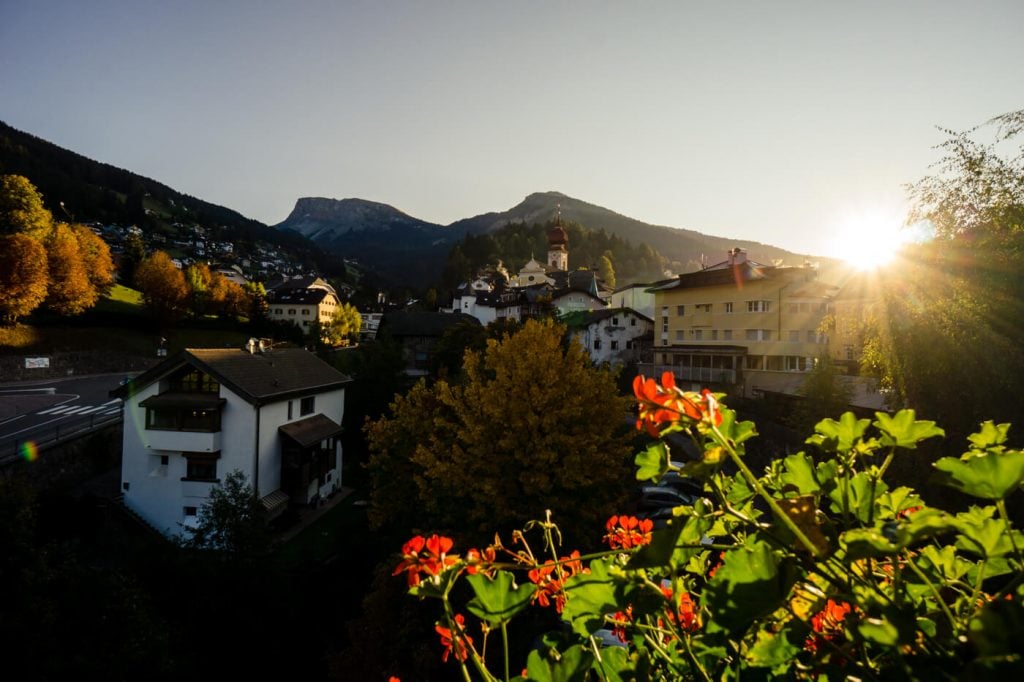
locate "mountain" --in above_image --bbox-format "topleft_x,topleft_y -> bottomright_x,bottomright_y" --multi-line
450,191 -> 816,271
0,120 -> 319,260
274,198 -> 452,285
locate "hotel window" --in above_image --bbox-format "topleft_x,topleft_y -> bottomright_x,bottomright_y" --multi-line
789,330 -> 800,342
711,330 -> 718,341
675,330 -> 685,341
695,303 -> 712,313
661,306 -> 668,317
807,330 -> 817,343
723,329 -> 733,341
692,329 -> 703,340
724,302 -> 733,313
747,300 -> 771,313
676,305 -> 685,316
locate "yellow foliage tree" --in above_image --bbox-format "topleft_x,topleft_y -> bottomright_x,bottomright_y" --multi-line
45,223 -> 96,316
0,174 -> 52,238
367,318 -> 633,540
134,251 -> 188,326
0,233 -> 48,324
72,224 -> 116,298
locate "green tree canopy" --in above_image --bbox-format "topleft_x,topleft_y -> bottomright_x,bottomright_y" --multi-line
366,318 -> 633,542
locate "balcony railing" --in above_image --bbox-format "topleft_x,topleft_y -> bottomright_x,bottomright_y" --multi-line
638,364 -> 737,385
143,429 -> 221,454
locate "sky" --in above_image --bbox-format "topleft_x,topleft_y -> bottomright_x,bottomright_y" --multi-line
2,0 -> 1022,260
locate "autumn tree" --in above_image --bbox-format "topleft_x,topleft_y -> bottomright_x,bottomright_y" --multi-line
0,233 -> 48,324
314,302 -> 362,347
184,262 -> 214,317
134,250 -> 188,326
72,224 -> 116,297
0,174 -> 52,238
366,318 -> 633,542
598,251 -> 616,289
44,222 -> 96,315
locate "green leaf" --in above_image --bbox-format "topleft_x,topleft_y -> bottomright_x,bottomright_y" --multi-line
562,558 -> 620,636
807,412 -> 870,453
873,410 -> 945,449
745,627 -> 800,668
841,527 -> 900,558
858,617 -> 900,646
780,452 -> 821,494
525,643 -> 595,682
634,441 -> 669,482
955,515 -> 1024,558
967,421 -> 1012,450
717,408 -> 758,446
589,645 -> 632,682
704,541 -> 788,635
934,450 -> 1024,500
628,511 -> 712,571
826,471 -> 885,524
466,570 -> 537,625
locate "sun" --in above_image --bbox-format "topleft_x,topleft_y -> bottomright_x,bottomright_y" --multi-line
832,209 -> 910,270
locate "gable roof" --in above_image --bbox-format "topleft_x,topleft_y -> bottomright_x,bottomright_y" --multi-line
114,347 -> 351,406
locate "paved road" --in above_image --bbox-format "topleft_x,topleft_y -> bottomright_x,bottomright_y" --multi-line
0,373 -> 130,460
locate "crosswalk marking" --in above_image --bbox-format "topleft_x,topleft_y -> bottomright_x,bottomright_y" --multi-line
37,403 -> 123,416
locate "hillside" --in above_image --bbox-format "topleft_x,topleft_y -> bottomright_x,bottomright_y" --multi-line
0,120 -> 318,259
450,191 -> 817,272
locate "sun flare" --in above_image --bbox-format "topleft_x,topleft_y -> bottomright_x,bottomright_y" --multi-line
832,209 -> 910,270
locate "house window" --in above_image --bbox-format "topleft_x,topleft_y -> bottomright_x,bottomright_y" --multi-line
160,455 -> 169,466
630,318 -> 636,327
287,401 -> 293,420
183,506 -> 198,517
845,345 -> 855,361
626,340 -> 633,349
610,340 -> 619,350
676,305 -> 685,316
724,302 -> 733,313
301,309 -> 310,315
695,303 -> 712,313
747,300 -> 771,313
662,321 -> 669,333
300,396 -> 315,416
612,317 -> 618,325
274,308 -> 283,314
745,329 -> 772,341
593,339 -> 602,350
146,407 -> 221,432
692,330 -> 703,340
288,308 -> 296,315
661,306 -> 668,317
723,330 -> 732,341
172,369 -> 219,393
184,454 -> 218,482
675,330 -> 685,341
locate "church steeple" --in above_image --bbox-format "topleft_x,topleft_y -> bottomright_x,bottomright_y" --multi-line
547,205 -> 568,271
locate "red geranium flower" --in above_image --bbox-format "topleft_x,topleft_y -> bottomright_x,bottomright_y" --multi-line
633,373 -> 722,436
805,599 -> 853,653
604,515 -> 654,550
528,550 -> 583,613
393,534 -> 459,587
436,613 -> 473,663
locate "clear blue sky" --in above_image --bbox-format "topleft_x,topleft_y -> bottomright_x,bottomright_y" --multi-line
2,0 -> 1021,259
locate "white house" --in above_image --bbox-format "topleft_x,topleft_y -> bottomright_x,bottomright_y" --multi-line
564,308 -> 654,366
114,345 -> 351,538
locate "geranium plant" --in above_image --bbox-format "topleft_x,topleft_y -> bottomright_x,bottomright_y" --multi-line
394,373 -> 1024,680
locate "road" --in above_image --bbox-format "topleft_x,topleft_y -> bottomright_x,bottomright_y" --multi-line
0,373 -> 130,462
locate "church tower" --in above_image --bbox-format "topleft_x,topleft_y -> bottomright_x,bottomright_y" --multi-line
547,207 -> 569,272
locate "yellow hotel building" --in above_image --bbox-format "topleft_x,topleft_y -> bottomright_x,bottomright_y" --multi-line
646,249 -> 837,397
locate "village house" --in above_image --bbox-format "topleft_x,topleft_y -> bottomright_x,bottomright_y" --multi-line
114,344 -> 351,538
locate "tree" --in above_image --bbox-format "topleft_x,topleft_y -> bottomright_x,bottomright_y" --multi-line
44,222 -> 96,315
597,252 -> 616,289
184,262 -> 214,317
366,318 -> 634,541
0,174 -> 52,238
793,355 -> 853,433
71,224 -> 115,297
866,110 -> 1024,439
134,250 -> 188,326
119,232 -> 146,285
315,302 -> 362,347
184,470 -> 269,556
0,233 -> 48,324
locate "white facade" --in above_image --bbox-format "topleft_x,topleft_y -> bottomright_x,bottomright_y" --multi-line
568,309 -> 654,366
119,350 -> 348,539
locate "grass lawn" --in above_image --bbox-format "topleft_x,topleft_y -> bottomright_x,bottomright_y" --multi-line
94,284 -> 144,315
271,490 -> 371,570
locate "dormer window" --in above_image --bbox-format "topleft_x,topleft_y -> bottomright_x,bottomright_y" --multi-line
171,368 -> 219,393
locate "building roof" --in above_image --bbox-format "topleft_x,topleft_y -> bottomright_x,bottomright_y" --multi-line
267,287 -> 332,305
378,311 -> 481,338
114,347 -> 351,406
279,413 -> 344,448
561,307 -> 654,329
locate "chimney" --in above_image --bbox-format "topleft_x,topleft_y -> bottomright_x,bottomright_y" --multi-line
727,248 -> 748,266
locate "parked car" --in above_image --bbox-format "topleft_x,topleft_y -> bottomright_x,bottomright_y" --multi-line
637,485 -> 696,512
